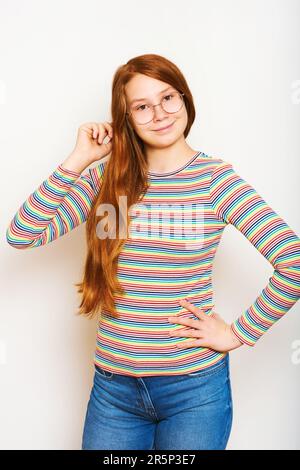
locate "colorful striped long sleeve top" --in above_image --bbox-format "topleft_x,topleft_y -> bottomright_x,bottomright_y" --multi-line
6,151 -> 300,377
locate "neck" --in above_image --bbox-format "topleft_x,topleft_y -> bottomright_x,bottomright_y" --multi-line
146,141 -> 198,174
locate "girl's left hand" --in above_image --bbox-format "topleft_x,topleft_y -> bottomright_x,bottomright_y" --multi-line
168,299 -> 244,353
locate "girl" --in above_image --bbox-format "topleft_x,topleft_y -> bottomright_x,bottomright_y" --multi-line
6,53 -> 300,450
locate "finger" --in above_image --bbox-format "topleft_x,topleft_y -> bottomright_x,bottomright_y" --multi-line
97,122 -> 113,144
170,327 -> 201,335
98,123 -> 113,145
103,121 -> 113,139
169,327 -> 195,337
176,338 -> 205,349
97,123 -> 107,144
168,317 -> 194,328
80,126 -> 93,137
168,316 -> 203,330
179,299 -> 207,320
91,123 -> 98,139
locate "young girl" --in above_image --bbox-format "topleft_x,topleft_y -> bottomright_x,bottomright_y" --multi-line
6,53 -> 300,450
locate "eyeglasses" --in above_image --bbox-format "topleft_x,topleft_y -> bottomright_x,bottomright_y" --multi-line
126,91 -> 185,125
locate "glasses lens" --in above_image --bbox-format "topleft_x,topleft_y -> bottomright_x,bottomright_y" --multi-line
161,92 -> 183,114
131,104 -> 153,125
131,92 -> 183,124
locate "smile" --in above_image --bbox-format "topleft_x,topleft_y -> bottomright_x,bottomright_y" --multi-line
153,122 -> 175,132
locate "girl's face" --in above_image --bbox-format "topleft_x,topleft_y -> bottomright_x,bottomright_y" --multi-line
124,73 -> 188,150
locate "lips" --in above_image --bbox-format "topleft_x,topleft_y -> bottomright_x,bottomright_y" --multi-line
154,122 -> 174,131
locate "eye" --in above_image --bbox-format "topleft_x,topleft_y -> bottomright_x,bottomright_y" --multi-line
163,93 -> 174,101
136,104 -> 148,111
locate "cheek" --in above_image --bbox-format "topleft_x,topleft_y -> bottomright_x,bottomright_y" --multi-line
169,108 -> 188,131
174,117 -> 186,132
177,109 -> 188,128
134,127 -> 152,142
166,115 -> 187,137
128,120 -> 147,140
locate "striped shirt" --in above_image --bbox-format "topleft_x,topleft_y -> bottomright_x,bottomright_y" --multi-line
6,151 -> 300,376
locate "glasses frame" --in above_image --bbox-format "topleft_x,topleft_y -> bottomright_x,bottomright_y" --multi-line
126,91 -> 185,125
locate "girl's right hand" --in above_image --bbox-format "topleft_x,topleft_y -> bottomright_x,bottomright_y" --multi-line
71,121 -> 114,166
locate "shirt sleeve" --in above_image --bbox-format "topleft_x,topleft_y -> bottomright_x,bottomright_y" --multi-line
209,159 -> 300,347
6,161 -> 106,249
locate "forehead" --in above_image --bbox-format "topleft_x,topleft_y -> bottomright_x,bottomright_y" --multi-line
125,76 -> 176,106
129,86 -> 176,106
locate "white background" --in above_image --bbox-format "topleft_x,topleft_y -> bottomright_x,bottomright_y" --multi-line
1,0 -> 300,450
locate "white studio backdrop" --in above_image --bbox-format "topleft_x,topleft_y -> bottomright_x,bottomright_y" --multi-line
0,0 -> 299,450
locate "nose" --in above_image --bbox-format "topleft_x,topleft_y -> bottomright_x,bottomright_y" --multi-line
152,102 -> 168,121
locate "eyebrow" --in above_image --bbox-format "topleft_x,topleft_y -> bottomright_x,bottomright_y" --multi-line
129,86 -> 175,106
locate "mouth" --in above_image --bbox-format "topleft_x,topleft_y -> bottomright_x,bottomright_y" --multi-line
153,122 -> 175,132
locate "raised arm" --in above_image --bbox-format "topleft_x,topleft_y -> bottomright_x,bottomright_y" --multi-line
6,120 -> 113,249
209,159 -> 300,347
6,159 -> 107,249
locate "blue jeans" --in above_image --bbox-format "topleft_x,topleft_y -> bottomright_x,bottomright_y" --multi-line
81,353 -> 233,450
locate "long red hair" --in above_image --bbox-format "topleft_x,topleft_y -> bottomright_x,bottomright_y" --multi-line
75,53 -> 196,319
